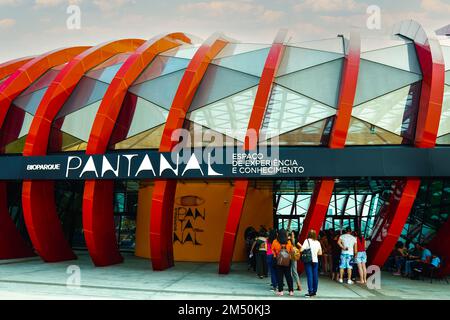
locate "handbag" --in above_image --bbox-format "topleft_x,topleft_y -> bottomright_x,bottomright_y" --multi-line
301,239 -> 313,264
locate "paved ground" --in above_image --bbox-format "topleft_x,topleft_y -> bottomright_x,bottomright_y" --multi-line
0,251 -> 448,300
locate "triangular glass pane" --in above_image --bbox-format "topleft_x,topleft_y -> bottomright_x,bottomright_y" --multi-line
352,82 -> 421,137
354,60 -> 423,106
211,48 -> 269,77
275,59 -> 344,108
437,85 -> 450,136
437,133 -> 450,145
13,87 -> 47,115
128,69 -> 185,110
276,46 -> 343,77
126,98 -> 169,138
133,56 -> 190,86
111,124 -> 165,150
160,44 -> 201,59
214,43 -> 271,59
187,86 -> 258,142
85,63 -> 124,84
185,120 -> 238,147
264,117 -> 334,146
48,129 -> 87,152
21,68 -> 60,96
0,105 -> 32,149
5,135 -> 26,154
59,100 -> 102,142
442,45 -> 450,71
261,85 -> 336,140
360,37 -> 411,53
361,43 -> 421,74
446,70 -> 450,86
56,77 -> 108,119
345,117 -> 404,145
90,53 -> 130,71
189,65 -> 260,112
17,112 -> 33,139
289,38 -> 344,54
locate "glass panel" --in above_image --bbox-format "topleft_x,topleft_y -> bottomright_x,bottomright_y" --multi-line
441,45 -> 450,71
59,100 -> 102,142
275,58 -> 344,107
346,117 -> 404,145
265,117 -> 333,146
133,56 -> 190,85
288,38 -> 344,54
56,77 -> 108,119
125,98 -> 168,138
187,86 -> 257,142
90,53 -> 130,71
85,63 -> 124,84
160,44 -> 201,59
360,37 -> 410,53
360,43 -> 422,74
211,47 -> 269,77
354,60 -> 422,106
13,87 -> 47,115
111,124 -> 164,150
189,65 -> 259,112
185,120 -> 238,147
214,43 -> 270,59
351,82 -> 420,138
261,85 -> 336,140
20,68 -> 60,96
128,69 -> 185,110
0,105 -> 32,151
276,46 -> 343,77
437,85 -> 450,139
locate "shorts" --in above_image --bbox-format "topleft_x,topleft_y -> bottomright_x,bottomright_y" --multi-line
355,252 -> 367,264
339,254 -> 354,269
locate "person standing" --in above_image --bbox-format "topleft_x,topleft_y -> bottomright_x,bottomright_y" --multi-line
251,229 -> 268,279
355,231 -> 367,284
299,229 -> 322,297
289,230 -> 302,291
272,229 -> 294,296
338,227 -> 357,284
330,229 -> 341,281
266,229 -> 278,291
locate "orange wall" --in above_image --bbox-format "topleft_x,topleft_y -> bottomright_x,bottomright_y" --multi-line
135,181 -> 272,262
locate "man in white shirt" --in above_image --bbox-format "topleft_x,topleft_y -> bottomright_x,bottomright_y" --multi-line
337,227 -> 358,284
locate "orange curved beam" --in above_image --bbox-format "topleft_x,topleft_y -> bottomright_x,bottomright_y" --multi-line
150,33 -> 229,271
367,21 -> 445,267
0,57 -> 34,81
218,29 -> 288,274
21,39 -> 144,263
0,47 -> 89,260
297,32 -> 361,273
83,33 -> 191,266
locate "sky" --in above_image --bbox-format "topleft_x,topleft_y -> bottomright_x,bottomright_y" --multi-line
0,0 -> 449,62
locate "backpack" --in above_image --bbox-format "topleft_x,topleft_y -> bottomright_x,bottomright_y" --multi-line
277,245 -> 291,266
255,238 -> 265,251
301,239 -> 313,264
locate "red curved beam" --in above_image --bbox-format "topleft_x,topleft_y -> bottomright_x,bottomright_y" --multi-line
218,30 -> 288,274
21,39 -> 144,263
0,48 -> 89,260
297,32 -> 361,273
367,21 -> 445,267
150,33 -> 229,271
83,33 -> 191,266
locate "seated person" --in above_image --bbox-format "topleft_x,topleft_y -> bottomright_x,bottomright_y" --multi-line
405,244 -> 431,277
393,241 -> 407,276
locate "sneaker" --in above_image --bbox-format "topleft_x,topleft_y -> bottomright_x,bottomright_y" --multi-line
305,293 -> 314,298
347,280 -> 354,284
338,278 -> 344,283
392,272 -> 401,276
289,291 -> 294,296
276,291 -> 284,296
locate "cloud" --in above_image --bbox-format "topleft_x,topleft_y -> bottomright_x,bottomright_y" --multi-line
92,0 -> 135,12
0,18 -> 16,28
178,0 -> 285,23
420,0 -> 450,14
294,0 -> 365,14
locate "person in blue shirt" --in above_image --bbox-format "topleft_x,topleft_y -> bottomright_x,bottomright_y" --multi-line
405,244 -> 431,277
431,256 -> 441,268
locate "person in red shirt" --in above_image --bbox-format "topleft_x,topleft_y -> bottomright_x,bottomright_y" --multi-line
355,231 -> 367,284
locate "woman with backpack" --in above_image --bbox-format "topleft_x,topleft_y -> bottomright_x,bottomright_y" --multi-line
251,228 -> 268,279
271,229 -> 294,296
298,229 -> 322,297
289,230 -> 302,291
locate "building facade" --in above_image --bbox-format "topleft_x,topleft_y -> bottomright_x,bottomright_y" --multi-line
1,20 -> 450,275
